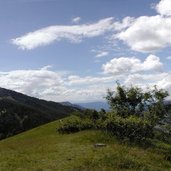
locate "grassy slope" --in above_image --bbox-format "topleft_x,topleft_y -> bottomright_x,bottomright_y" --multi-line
0,118 -> 171,171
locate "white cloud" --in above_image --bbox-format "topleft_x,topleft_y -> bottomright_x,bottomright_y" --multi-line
123,72 -> 171,99
80,55 -> 171,100
67,75 -> 114,85
113,0 -> 171,53
95,51 -> 109,58
157,73 -> 171,93
12,17 -> 115,50
102,54 -> 163,75
143,54 -> 163,71
0,66 -> 116,102
62,85 -> 109,102
11,16 -> 136,50
116,15 -> 171,52
72,17 -> 81,24
101,53 -> 171,99
156,0 -> 171,16
0,66 -> 64,97
113,16 -> 134,31
124,73 -> 169,85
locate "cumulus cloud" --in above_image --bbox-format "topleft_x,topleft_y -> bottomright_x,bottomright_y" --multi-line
101,53 -> 171,98
0,66 -> 64,97
12,17 -> 115,50
112,0 -> 171,53
102,55 -> 163,75
116,15 -> 171,52
72,17 -> 81,24
156,0 -> 171,16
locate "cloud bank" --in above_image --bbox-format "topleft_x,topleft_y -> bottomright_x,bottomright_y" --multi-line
1,53 -> 171,102
0,66 -> 115,102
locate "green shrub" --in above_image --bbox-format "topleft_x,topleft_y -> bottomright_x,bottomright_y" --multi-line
57,115 -> 93,133
104,114 -> 153,142
106,83 -> 168,124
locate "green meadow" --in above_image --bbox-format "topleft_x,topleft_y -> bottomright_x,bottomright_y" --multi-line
0,118 -> 171,171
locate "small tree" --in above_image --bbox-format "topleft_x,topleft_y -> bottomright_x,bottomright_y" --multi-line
106,83 -> 168,125
105,83 -> 169,142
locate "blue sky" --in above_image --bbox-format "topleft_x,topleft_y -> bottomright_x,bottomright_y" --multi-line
0,0 -> 171,102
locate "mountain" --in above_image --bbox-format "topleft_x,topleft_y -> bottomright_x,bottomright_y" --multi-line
164,100 -> 171,106
60,101 -> 85,110
76,101 -> 109,111
0,118 -> 170,171
0,87 -> 80,139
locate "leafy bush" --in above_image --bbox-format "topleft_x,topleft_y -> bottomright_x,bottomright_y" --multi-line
106,83 -> 168,124
104,114 -> 153,142
104,83 -> 169,143
74,109 -> 100,120
57,115 -> 93,133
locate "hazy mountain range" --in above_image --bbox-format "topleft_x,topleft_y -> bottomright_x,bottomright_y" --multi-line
76,101 -> 109,111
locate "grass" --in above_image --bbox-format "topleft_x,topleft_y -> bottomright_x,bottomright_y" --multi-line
0,117 -> 171,171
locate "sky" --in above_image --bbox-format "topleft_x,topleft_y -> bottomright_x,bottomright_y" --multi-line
0,0 -> 171,103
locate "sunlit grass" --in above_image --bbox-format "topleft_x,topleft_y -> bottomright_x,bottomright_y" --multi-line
0,118 -> 171,171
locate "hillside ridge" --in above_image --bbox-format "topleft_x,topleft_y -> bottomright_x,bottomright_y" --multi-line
0,87 -> 80,139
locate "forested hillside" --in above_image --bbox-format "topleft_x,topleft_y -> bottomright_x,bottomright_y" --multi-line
0,87 -> 80,139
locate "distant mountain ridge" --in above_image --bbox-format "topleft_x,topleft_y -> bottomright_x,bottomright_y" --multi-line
0,87 -> 80,139
60,101 -> 85,110
76,101 -> 109,111
164,100 -> 171,105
